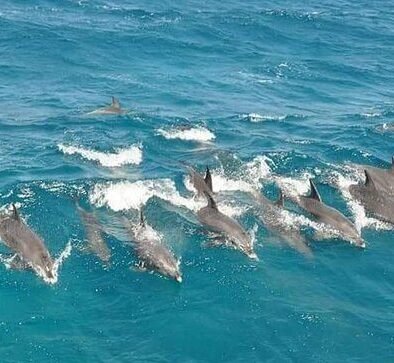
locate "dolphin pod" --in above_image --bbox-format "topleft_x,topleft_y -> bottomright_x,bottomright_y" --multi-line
0,153 -> 393,283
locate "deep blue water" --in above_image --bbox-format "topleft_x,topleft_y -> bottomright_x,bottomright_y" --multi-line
0,0 -> 393,362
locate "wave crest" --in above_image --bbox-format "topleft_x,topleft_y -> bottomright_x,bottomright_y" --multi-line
58,144 -> 142,167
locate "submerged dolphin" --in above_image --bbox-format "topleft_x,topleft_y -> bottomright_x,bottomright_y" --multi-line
252,189 -> 312,256
76,202 -> 111,263
87,97 -> 123,115
187,166 -> 213,198
126,212 -> 182,282
293,180 -> 365,248
0,204 -> 54,279
197,192 -> 257,259
354,157 -> 394,196
349,170 -> 394,225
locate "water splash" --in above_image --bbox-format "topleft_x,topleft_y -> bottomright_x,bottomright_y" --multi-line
36,241 -> 73,285
156,126 -> 215,142
58,144 -> 142,167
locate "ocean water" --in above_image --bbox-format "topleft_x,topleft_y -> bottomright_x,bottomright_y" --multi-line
0,0 -> 393,361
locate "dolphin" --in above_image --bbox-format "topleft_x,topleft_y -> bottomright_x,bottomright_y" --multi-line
376,123 -> 394,132
349,170 -> 394,225
252,189 -> 312,257
292,180 -> 365,248
187,166 -> 213,198
126,211 -> 182,282
87,97 -> 123,115
353,157 -> 394,196
76,202 -> 111,264
0,204 -> 55,279
197,192 -> 257,259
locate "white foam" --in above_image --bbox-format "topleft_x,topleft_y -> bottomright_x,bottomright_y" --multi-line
361,112 -> 381,118
184,155 -> 272,198
243,113 -> 286,122
273,172 -> 313,198
90,178 -> 243,218
38,241 -> 72,285
244,155 -> 272,186
58,144 -> 142,167
157,126 -> 215,142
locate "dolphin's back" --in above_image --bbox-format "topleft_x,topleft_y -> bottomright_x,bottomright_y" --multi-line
79,209 -> 111,262
198,207 -> 249,244
0,215 -> 47,261
299,197 -> 350,224
131,224 -> 178,273
298,196 -> 358,237
253,191 -> 311,255
363,167 -> 394,196
350,183 -> 394,224
189,168 -> 212,196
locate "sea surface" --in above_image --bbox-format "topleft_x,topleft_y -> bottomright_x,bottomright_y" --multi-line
0,0 -> 393,362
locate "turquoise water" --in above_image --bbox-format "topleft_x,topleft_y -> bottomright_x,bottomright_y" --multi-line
0,0 -> 394,361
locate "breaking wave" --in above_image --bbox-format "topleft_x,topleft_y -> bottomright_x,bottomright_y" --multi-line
156,126 -> 215,142
58,144 -> 142,167
89,178 -> 244,218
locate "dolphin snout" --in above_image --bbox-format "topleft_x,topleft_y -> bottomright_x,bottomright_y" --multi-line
247,251 -> 259,261
356,240 -> 366,249
175,274 -> 183,283
46,268 -> 54,279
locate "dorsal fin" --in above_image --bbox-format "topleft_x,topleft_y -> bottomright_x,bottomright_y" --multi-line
139,210 -> 145,227
308,180 -> 321,202
275,189 -> 284,207
204,192 -> 218,210
364,170 -> 376,189
111,97 -> 120,109
12,204 -> 20,221
204,166 -> 213,192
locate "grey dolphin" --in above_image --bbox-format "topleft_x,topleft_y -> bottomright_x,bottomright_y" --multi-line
188,166 -> 213,198
349,170 -> 394,225
126,212 -> 182,282
76,202 -> 111,263
293,180 -> 365,248
252,189 -> 312,256
354,157 -> 394,196
0,204 -> 55,279
197,192 -> 257,259
87,97 -> 123,115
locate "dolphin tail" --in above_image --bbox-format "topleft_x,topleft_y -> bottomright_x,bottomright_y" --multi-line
204,191 -> 218,210
308,180 -> 321,202
204,166 -> 213,192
